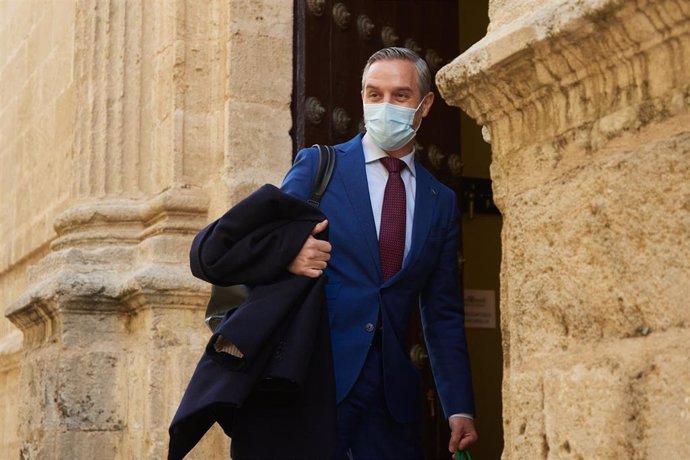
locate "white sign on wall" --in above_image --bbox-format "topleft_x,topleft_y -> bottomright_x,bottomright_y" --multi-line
464,289 -> 496,329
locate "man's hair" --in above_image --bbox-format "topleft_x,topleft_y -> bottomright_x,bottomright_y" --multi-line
361,47 -> 433,97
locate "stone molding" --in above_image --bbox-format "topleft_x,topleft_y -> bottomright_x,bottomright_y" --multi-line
51,183 -> 210,250
6,183 -> 210,345
437,0 -> 690,165
4,181 -> 214,457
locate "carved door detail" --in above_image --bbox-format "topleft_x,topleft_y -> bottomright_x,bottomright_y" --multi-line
294,2 -> 461,458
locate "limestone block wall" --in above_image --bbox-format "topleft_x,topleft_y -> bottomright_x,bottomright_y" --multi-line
0,0 -> 76,339
437,0 -> 690,458
0,0 -> 78,454
0,0 -> 294,458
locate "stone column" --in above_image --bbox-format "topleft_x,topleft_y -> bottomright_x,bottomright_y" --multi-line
5,0 -> 235,457
437,0 -> 690,458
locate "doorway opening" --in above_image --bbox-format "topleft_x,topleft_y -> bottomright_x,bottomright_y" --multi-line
292,1 -> 502,458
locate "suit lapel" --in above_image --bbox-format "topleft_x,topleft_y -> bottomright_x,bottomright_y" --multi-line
383,159 -> 438,287
336,135 -> 382,279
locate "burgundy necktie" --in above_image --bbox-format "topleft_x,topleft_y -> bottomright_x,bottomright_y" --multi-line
379,157 -> 406,281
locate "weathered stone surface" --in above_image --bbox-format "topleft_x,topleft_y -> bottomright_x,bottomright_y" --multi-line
438,0 -> 690,458
503,330 -> 690,459
0,331 -> 21,456
0,0 -> 293,457
504,125 -> 690,361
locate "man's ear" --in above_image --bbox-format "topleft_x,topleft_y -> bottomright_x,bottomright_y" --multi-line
421,92 -> 435,117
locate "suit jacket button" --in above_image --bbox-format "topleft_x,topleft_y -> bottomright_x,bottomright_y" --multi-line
365,323 -> 375,333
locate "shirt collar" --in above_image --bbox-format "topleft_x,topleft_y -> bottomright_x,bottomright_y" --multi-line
362,133 -> 417,177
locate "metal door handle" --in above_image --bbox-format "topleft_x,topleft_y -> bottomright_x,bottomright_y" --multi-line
410,343 -> 429,369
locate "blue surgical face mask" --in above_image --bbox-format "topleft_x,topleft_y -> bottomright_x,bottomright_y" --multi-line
363,98 -> 425,151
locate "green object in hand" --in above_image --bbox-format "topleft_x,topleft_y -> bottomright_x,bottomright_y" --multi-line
455,449 -> 472,460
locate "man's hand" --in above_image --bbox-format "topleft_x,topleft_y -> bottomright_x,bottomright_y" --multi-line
448,417 -> 478,454
288,220 -> 331,278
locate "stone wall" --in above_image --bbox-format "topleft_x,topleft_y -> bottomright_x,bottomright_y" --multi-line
0,0 -> 293,458
437,0 -> 690,458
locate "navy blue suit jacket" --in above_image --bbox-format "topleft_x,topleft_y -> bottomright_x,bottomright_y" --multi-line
281,133 -> 475,423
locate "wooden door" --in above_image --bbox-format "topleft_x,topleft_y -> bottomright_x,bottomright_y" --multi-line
293,1 -> 462,458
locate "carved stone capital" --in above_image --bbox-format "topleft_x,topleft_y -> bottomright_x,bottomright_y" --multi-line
6,184 -> 210,345
437,0 -> 690,161
51,183 -> 209,250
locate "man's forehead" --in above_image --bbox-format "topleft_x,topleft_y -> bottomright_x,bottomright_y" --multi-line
364,59 -> 418,87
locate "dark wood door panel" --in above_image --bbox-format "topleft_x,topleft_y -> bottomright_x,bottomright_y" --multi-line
294,2 -> 461,458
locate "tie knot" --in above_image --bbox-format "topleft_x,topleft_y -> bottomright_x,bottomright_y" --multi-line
380,157 -> 405,174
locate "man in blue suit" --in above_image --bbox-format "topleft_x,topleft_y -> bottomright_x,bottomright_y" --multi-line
282,47 -> 478,459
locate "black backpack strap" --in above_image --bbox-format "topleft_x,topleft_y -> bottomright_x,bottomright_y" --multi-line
308,144 -> 336,208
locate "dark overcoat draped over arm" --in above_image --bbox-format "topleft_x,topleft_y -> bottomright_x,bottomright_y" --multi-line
168,184 -> 336,460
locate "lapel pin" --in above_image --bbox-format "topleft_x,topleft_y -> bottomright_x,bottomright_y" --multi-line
431,188 -> 438,196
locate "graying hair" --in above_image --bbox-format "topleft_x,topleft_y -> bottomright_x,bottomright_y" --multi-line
361,47 -> 432,98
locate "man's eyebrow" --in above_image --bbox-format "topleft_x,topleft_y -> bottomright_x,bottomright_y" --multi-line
364,84 -> 414,93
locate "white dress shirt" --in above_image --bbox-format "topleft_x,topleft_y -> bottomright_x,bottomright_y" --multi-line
361,133 -> 474,423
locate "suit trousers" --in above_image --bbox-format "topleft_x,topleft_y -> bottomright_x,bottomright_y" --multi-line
333,335 -> 422,460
